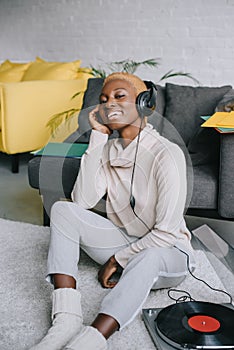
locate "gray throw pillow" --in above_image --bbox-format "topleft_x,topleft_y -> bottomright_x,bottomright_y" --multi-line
155,85 -> 166,116
164,83 -> 232,166
164,83 -> 232,145
81,78 -> 104,109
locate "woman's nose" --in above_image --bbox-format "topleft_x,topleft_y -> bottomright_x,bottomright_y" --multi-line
105,98 -> 117,108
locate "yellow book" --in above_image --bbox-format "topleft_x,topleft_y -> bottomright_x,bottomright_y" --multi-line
201,111 -> 234,128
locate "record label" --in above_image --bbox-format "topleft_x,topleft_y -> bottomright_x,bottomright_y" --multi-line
188,315 -> 220,332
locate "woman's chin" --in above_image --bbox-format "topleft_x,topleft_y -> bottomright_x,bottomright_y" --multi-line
105,121 -> 127,131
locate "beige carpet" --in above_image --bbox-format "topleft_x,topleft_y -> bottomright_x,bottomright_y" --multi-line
0,218 -> 232,350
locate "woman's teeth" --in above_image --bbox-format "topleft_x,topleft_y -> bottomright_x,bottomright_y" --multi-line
107,111 -> 122,120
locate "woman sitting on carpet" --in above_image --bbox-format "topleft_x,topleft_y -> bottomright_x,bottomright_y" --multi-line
30,72 -> 195,350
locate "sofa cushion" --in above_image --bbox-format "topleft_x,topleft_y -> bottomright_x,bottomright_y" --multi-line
0,59 -> 31,70
22,58 -> 82,81
0,79 -> 87,154
154,85 -> 166,116
164,83 -> 232,145
0,60 -> 12,70
0,61 -> 31,82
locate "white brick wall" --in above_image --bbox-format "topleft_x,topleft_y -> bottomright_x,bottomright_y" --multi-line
0,0 -> 233,86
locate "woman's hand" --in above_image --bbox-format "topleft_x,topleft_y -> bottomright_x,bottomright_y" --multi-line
89,106 -> 112,135
98,255 -> 120,288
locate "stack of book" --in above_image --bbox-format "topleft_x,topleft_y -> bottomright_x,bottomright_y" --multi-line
201,111 -> 234,134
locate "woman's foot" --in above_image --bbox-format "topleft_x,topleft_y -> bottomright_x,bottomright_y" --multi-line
30,288 -> 83,350
64,326 -> 107,350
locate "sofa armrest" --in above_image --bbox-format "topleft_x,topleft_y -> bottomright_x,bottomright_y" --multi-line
28,155 -> 81,195
218,133 -> 234,218
0,79 -> 87,154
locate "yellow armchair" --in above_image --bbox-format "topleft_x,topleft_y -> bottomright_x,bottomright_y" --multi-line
0,78 -> 88,172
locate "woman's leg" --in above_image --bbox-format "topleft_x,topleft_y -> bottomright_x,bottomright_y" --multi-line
98,246 -> 193,330
46,201 -> 136,286
31,200 -> 136,350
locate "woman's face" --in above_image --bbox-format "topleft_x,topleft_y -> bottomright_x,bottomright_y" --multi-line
98,79 -> 141,130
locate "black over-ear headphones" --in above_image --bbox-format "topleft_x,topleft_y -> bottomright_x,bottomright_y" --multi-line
136,81 -> 157,118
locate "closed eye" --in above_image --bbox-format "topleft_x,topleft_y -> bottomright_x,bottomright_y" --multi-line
99,99 -> 107,104
115,94 -> 125,99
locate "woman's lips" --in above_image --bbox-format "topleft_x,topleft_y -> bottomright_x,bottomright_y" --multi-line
106,110 -> 122,121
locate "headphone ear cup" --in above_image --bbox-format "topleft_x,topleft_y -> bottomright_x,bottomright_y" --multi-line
136,82 -> 157,118
136,91 -> 152,118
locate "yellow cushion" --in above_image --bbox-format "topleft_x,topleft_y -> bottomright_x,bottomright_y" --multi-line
0,79 -> 88,154
22,58 -> 82,81
0,60 -> 12,71
0,59 -> 31,69
0,61 -> 31,82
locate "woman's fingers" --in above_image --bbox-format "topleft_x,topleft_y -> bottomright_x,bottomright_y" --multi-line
88,106 -> 112,135
98,256 -> 119,288
89,106 -> 100,126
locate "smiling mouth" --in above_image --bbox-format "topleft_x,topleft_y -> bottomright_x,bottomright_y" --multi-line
107,110 -> 122,120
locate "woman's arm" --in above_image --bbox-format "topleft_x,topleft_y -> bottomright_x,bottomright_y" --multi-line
71,129 -> 108,208
71,106 -> 111,208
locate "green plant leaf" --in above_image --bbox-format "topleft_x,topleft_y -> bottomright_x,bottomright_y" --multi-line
158,69 -> 200,84
108,58 -> 160,74
71,91 -> 84,100
46,108 -> 80,137
138,58 -> 161,69
90,66 -> 107,78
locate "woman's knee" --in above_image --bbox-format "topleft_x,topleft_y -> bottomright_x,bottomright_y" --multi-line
50,201 -> 81,241
50,200 -> 80,223
126,247 -> 179,277
51,200 -> 68,219
124,248 -> 162,277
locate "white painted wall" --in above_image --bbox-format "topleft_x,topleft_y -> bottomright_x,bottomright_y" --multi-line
0,0 -> 233,86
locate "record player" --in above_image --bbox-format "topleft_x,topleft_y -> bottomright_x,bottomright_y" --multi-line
142,301 -> 234,350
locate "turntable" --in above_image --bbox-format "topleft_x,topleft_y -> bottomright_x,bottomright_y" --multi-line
142,301 -> 234,349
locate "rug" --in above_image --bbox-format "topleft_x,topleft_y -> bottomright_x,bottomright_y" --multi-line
0,218 -> 232,350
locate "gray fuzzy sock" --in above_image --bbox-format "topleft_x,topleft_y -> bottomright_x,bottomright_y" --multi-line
29,288 -> 83,350
65,326 -> 108,350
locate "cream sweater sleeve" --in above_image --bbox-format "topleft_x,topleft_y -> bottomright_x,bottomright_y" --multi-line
115,144 -> 189,268
71,130 -> 108,208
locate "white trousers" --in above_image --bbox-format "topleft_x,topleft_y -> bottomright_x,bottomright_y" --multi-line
47,201 -> 194,329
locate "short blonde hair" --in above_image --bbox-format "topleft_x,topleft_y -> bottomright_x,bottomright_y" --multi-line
103,72 -> 147,96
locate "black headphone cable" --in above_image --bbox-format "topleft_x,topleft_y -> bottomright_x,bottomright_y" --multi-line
129,118 -> 152,233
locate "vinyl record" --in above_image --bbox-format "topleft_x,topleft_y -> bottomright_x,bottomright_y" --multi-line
155,301 -> 234,349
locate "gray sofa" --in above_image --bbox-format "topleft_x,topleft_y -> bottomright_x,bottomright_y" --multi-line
28,78 -> 234,225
